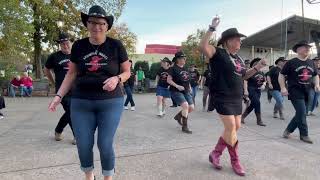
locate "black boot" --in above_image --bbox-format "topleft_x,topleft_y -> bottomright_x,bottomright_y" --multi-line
241,108 -> 250,124
256,113 -> 266,126
182,116 -> 192,134
273,106 -> 279,118
174,111 -> 182,125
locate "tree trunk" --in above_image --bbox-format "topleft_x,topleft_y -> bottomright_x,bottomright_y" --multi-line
32,3 -> 43,79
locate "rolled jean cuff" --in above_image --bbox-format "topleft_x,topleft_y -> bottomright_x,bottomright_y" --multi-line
102,168 -> 115,176
81,166 -> 94,173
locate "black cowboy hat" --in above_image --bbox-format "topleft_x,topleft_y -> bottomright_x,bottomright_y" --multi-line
292,40 -> 312,53
275,57 -> 286,65
250,58 -> 261,68
56,32 -> 70,43
312,57 -> 320,61
217,28 -> 246,46
161,57 -> 171,64
172,51 -> 186,63
81,5 -> 114,30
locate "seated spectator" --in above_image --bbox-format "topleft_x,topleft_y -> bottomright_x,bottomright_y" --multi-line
20,72 -> 33,97
9,75 -> 23,97
0,95 -> 5,119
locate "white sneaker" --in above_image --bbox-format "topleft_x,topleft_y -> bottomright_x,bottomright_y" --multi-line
124,106 -> 129,110
0,116 -> 4,119
131,107 -> 135,111
162,110 -> 166,115
157,111 -> 163,117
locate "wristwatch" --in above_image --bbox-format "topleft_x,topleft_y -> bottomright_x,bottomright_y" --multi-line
209,25 -> 216,32
117,75 -> 122,83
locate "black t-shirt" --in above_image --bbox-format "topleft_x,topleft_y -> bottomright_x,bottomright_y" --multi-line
45,51 -> 71,92
168,64 -> 191,93
281,58 -> 318,100
203,69 -> 212,87
268,66 -> 282,91
124,69 -> 135,87
247,71 -> 265,89
189,69 -> 200,87
209,48 -> 246,100
157,67 -> 170,88
70,37 -> 128,100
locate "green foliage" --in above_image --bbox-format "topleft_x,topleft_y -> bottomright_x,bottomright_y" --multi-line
134,61 -> 150,78
0,0 -> 130,79
149,62 -> 161,80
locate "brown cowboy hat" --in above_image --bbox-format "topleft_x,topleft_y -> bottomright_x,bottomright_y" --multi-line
217,28 -> 246,46
292,40 -> 312,53
81,5 -> 114,30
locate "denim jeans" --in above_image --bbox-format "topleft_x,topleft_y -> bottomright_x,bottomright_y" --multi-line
124,85 -> 135,106
271,90 -> 284,109
286,99 -> 308,136
8,84 -> 23,97
21,86 -> 33,96
308,88 -> 319,112
191,85 -> 198,100
246,86 -> 261,114
55,96 -> 74,135
71,97 -> 124,176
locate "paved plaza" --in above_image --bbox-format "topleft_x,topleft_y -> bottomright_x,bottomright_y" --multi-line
0,91 -> 320,180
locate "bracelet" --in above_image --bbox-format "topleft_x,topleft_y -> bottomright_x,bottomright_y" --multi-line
253,67 -> 259,72
117,75 -> 122,83
209,26 -> 216,32
55,94 -> 62,99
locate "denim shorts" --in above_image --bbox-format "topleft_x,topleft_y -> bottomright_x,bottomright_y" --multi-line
156,86 -> 171,98
171,91 -> 194,105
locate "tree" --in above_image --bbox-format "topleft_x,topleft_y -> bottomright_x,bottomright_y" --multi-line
0,0 -> 127,79
181,29 -> 207,72
149,62 -> 161,80
108,23 -> 137,54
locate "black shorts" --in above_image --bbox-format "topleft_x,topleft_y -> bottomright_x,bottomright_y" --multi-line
212,96 -> 242,115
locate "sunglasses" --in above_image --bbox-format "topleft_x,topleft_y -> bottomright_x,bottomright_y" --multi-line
87,20 -> 107,26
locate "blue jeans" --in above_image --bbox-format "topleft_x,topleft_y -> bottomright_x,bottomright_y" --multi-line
124,85 -> 135,106
8,84 -> 23,97
308,88 -> 320,112
246,87 -> 261,114
21,86 -> 33,96
271,90 -> 284,109
71,97 -> 124,176
286,99 -> 308,136
191,85 -> 198,100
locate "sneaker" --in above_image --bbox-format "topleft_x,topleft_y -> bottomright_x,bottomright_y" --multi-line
282,130 -> 290,139
0,115 -> 4,120
131,107 -> 135,111
157,111 -> 163,117
124,106 -> 129,110
162,110 -> 166,115
55,132 -> 63,141
71,138 -> 77,145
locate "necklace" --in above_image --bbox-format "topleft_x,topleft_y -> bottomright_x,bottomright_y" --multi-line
91,44 -> 102,55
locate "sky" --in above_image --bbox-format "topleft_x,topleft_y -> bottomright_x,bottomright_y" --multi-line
117,0 -> 320,54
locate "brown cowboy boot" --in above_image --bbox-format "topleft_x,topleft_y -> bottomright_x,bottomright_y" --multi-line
174,111 -> 182,125
181,116 -> 192,134
279,106 -> 285,120
256,113 -> 266,126
227,141 -> 245,176
209,137 -> 227,170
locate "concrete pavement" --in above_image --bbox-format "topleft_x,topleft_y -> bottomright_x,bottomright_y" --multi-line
0,92 -> 319,180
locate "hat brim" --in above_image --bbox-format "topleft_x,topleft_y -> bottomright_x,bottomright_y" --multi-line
217,33 -> 246,46
81,12 -> 114,30
292,43 -> 312,53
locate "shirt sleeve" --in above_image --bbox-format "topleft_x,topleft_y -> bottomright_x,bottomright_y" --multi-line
281,61 -> 290,75
45,54 -> 55,69
116,40 -> 128,63
70,40 -> 80,64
